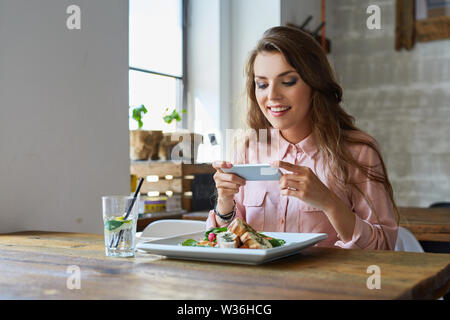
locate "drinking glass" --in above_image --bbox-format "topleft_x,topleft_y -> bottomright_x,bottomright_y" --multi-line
102,195 -> 138,257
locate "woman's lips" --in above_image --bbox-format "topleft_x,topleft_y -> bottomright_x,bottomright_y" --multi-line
267,105 -> 291,117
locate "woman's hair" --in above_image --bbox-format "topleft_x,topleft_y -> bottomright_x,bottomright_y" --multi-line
244,26 -> 399,230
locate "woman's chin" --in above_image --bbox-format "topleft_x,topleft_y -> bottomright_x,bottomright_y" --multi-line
267,119 -> 290,131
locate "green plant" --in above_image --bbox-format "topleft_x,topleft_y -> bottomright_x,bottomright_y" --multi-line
131,105 -> 147,129
163,108 -> 187,124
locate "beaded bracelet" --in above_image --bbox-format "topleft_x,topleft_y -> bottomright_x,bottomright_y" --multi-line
213,200 -> 236,221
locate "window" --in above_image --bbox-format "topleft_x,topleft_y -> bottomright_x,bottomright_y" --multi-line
129,0 -> 185,132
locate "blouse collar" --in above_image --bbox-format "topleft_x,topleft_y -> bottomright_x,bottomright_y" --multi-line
278,130 -> 319,159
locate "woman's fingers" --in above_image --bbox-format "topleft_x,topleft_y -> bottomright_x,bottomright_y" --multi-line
279,174 -> 306,188
279,177 -> 303,190
212,160 -> 232,172
215,180 -> 242,190
212,160 -> 245,185
272,161 -> 332,210
271,160 -> 309,174
213,161 -> 245,200
213,169 -> 246,187
280,173 -> 306,181
219,172 -> 246,186
279,175 -> 305,195
280,188 -> 304,198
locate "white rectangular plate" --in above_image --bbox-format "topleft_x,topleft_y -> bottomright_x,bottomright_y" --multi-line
137,231 -> 328,265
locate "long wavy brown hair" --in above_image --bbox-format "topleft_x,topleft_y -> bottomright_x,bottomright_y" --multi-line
244,26 -> 399,231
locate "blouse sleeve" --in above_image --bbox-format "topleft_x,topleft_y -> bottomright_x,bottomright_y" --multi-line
335,142 -> 398,250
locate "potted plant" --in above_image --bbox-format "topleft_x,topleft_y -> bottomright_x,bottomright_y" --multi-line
129,105 -> 163,161
163,107 -> 186,125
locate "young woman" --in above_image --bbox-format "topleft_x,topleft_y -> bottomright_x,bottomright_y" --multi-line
207,26 -> 398,250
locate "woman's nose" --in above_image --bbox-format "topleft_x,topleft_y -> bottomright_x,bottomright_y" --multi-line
267,83 -> 282,101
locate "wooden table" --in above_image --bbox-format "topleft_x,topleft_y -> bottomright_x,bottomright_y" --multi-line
399,207 -> 450,242
0,231 -> 449,300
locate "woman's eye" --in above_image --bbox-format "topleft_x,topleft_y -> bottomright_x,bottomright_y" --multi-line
282,80 -> 297,86
256,83 -> 268,89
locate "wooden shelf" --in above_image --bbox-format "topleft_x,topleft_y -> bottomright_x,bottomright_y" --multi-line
131,160 -> 216,213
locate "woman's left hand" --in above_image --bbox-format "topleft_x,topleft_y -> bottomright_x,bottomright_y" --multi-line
271,160 -> 336,212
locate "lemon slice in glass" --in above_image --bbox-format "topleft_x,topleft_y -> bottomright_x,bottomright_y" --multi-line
105,216 -> 132,232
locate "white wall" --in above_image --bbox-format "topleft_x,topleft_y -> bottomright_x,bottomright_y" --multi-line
186,0 -> 221,132
229,0 -> 281,130
186,0 -> 223,162
0,0 -> 130,234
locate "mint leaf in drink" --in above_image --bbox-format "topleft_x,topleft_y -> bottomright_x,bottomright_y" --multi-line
104,217 -> 132,231
105,220 -> 124,231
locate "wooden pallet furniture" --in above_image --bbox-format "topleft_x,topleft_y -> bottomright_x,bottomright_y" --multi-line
130,161 -> 215,231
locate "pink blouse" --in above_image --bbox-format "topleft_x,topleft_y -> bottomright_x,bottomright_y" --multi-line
206,130 -> 398,250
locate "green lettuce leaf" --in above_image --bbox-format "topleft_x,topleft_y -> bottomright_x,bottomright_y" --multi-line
181,239 -> 198,246
204,227 -> 228,240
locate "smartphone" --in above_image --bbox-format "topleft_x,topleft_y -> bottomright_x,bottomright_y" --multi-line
222,164 -> 282,181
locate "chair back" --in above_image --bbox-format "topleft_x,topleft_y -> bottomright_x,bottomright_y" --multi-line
141,219 -> 206,238
429,202 -> 450,209
395,226 -> 424,252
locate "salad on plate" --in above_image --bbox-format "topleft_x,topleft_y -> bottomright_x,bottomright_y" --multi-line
181,218 -> 286,249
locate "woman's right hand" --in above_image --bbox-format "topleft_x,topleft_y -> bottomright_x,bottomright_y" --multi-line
212,161 -> 246,214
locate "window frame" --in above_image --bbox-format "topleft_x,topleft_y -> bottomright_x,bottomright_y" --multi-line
128,0 -> 187,131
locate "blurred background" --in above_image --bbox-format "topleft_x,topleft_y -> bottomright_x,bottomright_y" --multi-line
0,0 -> 449,234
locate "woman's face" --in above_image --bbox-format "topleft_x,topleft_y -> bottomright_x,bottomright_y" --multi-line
253,51 -> 312,142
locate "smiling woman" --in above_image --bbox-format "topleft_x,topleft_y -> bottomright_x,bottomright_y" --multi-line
253,52 -> 312,144
208,26 -> 399,250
